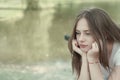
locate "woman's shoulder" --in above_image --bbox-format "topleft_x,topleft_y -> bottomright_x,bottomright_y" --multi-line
112,42 -> 120,66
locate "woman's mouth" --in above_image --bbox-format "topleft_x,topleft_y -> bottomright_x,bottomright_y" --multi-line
80,45 -> 88,48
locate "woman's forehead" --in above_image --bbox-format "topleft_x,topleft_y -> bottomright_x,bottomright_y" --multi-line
76,18 -> 90,31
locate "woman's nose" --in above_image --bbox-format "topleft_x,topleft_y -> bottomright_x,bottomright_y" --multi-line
78,35 -> 85,42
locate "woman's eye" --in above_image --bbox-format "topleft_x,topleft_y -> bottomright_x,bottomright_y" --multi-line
85,32 -> 91,35
75,32 -> 80,35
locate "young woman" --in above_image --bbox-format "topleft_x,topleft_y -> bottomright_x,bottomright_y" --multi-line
68,8 -> 120,80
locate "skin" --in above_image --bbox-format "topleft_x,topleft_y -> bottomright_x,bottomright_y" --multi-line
76,18 -> 95,53
72,18 -> 99,59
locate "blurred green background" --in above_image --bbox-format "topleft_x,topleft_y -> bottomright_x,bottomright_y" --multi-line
0,0 -> 120,80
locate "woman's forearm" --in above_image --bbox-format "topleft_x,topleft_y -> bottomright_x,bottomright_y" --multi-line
88,58 -> 104,80
78,55 -> 90,80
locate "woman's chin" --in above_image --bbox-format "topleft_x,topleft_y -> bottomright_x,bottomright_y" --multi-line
81,47 -> 91,53
81,49 -> 88,53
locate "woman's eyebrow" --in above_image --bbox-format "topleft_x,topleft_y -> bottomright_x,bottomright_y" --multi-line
76,29 -> 89,32
84,30 -> 89,32
75,30 -> 80,32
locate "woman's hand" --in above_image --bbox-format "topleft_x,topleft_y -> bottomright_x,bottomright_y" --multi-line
87,42 -> 99,62
72,39 -> 86,56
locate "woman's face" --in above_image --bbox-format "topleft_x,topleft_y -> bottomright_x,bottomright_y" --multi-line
75,18 -> 95,53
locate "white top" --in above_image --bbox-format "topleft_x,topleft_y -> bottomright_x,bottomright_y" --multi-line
101,42 -> 120,80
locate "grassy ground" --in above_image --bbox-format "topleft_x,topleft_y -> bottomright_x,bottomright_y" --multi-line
0,61 -> 75,80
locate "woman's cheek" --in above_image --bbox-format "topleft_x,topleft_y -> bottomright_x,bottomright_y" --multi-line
87,45 -> 92,50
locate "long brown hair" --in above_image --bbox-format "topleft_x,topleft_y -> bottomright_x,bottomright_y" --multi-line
68,7 -> 120,78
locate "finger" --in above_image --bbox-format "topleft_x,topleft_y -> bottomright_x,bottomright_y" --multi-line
72,40 -> 79,50
92,42 -> 96,48
72,39 -> 78,47
72,40 -> 76,47
72,40 -> 83,54
93,42 -> 99,52
94,42 -> 98,48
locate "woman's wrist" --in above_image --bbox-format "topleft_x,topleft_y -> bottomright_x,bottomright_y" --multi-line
87,57 -> 99,64
81,54 -> 88,63
81,54 -> 87,59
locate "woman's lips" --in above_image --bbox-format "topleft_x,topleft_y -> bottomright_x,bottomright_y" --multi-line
80,45 -> 88,48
